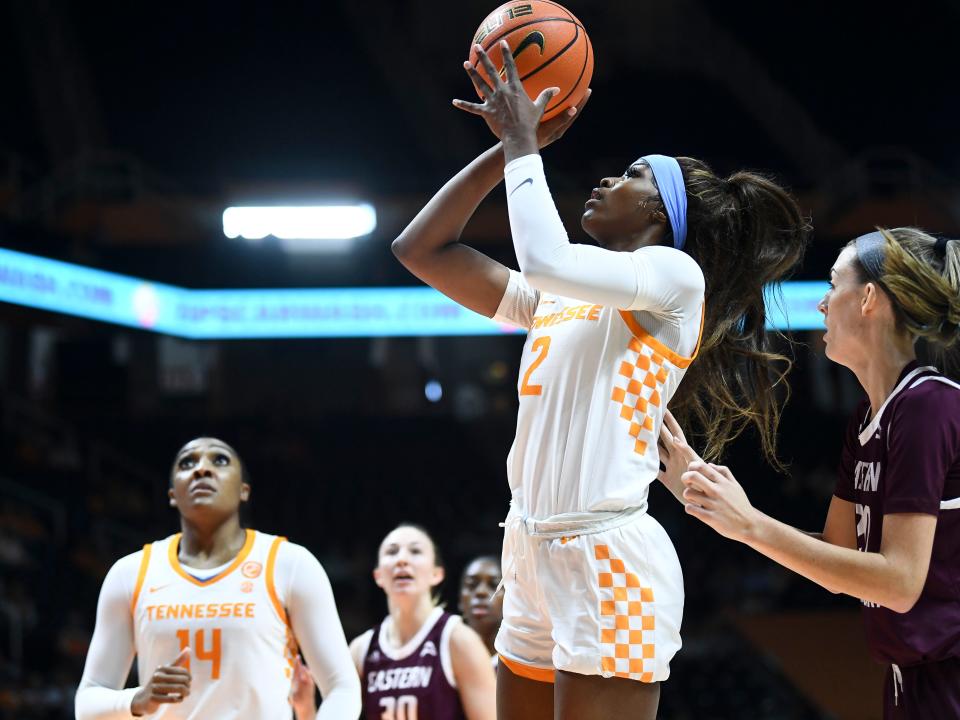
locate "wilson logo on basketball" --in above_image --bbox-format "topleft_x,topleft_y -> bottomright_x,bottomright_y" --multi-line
241,561 -> 263,578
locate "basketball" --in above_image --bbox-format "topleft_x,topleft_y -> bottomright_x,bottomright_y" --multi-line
469,1 -> 593,121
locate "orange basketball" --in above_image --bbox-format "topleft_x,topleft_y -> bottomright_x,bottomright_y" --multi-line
469,1 -> 593,121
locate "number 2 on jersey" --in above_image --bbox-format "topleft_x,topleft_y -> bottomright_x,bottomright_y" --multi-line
176,628 -> 222,679
520,336 -> 551,396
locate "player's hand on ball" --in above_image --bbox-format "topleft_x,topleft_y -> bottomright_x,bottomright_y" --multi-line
536,88 -> 591,149
454,41 -> 557,151
681,462 -> 759,543
131,647 -> 192,716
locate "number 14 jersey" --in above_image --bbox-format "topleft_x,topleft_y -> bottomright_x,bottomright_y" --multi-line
131,529 -> 296,719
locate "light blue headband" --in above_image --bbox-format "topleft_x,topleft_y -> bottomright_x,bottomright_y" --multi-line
640,154 -> 688,251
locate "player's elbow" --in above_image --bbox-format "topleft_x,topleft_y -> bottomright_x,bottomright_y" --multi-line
391,234 -> 414,261
887,587 -> 923,614
391,232 -> 448,271
518,256 -> 563,291
885,572 -> 925,613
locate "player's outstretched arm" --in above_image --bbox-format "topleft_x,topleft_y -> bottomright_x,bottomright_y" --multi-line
462,44 -> 704,315
284,544 -> 361,720
449,622 -> 497,720
393,74 -> 589,319
682,461 -> 937,612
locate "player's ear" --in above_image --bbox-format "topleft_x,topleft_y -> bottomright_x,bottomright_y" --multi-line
373,566 -> 384,589
240,483 -> 251,502
168,486 -> 177,508
431,566 -> 445,587
861,281 -> 881,316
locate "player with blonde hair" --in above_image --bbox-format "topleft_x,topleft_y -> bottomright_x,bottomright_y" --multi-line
671,229 -> 960,717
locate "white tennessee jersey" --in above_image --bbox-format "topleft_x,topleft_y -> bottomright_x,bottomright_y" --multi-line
131,529 -> 297,719
496,271 -> 703,518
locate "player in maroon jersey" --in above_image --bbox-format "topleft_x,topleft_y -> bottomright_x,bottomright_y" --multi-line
661,228 -> 960,718
353,524 -> 495,720
292,547 -> 503,720
458,555 -> 503,662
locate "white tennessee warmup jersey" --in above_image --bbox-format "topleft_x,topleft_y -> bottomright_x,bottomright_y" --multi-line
130,529 -> 297,719
496,271 -> 704,518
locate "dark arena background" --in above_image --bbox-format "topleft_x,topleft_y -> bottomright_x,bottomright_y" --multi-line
1,2 -> 958,719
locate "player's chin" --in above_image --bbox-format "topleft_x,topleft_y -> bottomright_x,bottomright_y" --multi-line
580,212 -> 601,240
821,336 -> 846,365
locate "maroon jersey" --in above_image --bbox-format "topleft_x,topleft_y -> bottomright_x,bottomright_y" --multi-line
361,608 -> 467,720
835,362 -> 960,666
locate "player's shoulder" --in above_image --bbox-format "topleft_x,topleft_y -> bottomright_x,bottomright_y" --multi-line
101,546 -> 152,594
894,370 -> 960,414
351,627 -> 375,649
632,245 -> 704,280
109,548 -> 147,576
111,535 -> 174,572
273,537 -> 318,564
350,627 -> 376,668
268,537 -> 333,588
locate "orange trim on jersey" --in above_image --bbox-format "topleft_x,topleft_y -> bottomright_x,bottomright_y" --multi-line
130,543 -> 153,616
167,528 -> 255,587
499,655 -> 555,683
265,535 -> 291,628
618,303 -> 705,369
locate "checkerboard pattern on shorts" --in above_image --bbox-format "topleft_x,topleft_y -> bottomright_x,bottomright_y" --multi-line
595,543 -> 656,682
610,337 -> 671,456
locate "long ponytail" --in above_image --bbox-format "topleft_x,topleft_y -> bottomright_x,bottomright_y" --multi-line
668,158 -> 811,469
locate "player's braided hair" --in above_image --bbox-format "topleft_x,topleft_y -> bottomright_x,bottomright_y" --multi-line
666,157 -> 811,470
849,227 -> 960,378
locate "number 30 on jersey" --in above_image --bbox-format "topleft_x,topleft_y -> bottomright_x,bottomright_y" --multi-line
380,695 -> 417,720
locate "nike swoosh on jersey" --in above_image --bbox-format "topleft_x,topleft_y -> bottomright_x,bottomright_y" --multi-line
149,583 -> 172,593
510,177 -> 533,196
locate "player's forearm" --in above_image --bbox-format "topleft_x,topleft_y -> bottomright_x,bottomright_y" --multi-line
503,154 -> 643,308
74,685 -> 141,720
314,683 -> 362,720
392,143 -> 505,262
504,153 -> 572,283
745,512 -> 915,611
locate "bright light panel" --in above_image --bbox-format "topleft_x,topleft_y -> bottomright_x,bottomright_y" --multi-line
222,204 -> 377,241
